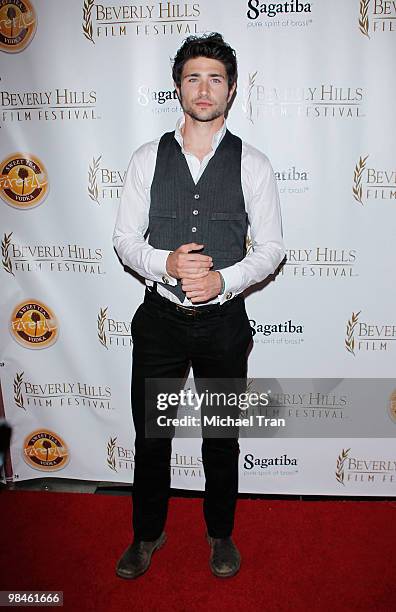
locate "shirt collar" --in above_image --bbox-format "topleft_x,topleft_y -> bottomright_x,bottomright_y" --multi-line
174,116 -> 227,154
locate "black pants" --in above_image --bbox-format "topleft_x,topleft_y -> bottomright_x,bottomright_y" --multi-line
130,287 -> 252,540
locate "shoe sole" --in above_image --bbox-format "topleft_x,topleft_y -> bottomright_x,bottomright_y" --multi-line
116,532 -> 167,579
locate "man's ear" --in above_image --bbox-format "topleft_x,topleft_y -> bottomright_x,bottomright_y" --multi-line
228,82 -> 236,102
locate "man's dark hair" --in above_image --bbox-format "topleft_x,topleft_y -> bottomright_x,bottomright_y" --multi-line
172,33 -> 238,90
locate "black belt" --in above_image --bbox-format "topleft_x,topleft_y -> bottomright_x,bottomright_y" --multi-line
145,284 -> 240,318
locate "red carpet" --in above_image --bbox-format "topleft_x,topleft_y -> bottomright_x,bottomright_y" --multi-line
1,491 -> 395,611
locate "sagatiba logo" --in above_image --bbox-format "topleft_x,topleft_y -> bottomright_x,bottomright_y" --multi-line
82,0 -> 200,43
275,166 -> 309,196
0,87 -> 99,123
243,453 -> 298,476
249,319 -> 304,345
358,0 -> 396,38
278,247 -> 358,279
243,72 -> 365,122
246,0 -> 312,29
345,310 -> 396,355
336,447 -> 396,484
2,232 -> 105,275
13,372 -> 113,411
23,429 -> 69,472
0,0 -> 36,53
10,300 -> 59,349
352,155 -> 396,205
137,85 -> 181,115
97,306 -> 132,348
0,154 -> 48,209
88,155 -> 126,203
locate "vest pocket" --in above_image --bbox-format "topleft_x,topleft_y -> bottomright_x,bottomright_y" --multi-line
209,211 -> 247,257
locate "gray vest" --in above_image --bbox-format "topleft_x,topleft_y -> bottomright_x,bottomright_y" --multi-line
149,129 -> 247,301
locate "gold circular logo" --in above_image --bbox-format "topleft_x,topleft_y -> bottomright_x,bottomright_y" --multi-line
23,430 -> 69,471
10,300 -> 59,349
0,0 -> 37,53
389,390 -> 396,423
0,154 -> 48,210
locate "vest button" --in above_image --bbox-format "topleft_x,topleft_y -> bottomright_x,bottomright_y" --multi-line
192,209 -> 199,215
194,194 -> 200,199
191,227 -> 197,233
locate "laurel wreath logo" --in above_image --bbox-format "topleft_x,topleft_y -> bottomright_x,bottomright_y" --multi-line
359,0 -> 370,38
345,311 -> 361,355
352,155 -> 368,205
83,0 -> 95,44
242,71 -> 257,124
2,232 -> 14,276
107,436 -> 117,472
14,371 -> 25,409
97,306 -> 108,348
336,448 -> 351,485
88,155 -> 101,204
245,234 -> 253,255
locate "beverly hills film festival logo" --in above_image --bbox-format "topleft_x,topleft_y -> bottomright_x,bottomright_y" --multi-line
10,300 -> 59,349
358,0 -> 396,37
246,0 -> 313,29
0,87 -> 99,124
13,372 -> 113,412
2,232 -> 105,275
0,154 -> 48,209
336,448 -> 396,485
82,0 -> 201,42
0,0 -> 36,53
243,73 -> 365,122
345,311 -> 396,355
97,306 -> 132,348
279,247 -> 358,279
23,429 -> 69,472
87,155 -> 126,203
352,155 -> 396,205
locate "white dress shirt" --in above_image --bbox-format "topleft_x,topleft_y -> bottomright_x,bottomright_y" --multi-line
113,117 -> 285,306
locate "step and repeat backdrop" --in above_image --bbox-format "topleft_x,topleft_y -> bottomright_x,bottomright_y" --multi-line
1,0 -> 395,494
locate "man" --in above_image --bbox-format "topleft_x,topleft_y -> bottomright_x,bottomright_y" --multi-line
113,33 -> 285,579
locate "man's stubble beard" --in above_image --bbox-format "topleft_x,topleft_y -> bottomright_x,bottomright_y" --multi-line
178,93 -> 228,123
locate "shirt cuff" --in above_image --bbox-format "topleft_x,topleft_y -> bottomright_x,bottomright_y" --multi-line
150,249 -> 177,286
216,266 -> 243,305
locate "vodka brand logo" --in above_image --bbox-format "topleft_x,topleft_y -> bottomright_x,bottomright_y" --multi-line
10,300 -> 59,349
243,453 -> 298,476
345,311 -> 396,355
82,0 -> 201,42
336,447 -> 396,485
0,87 -> 99,123
87,155 -> 126,203
2,232 -> 105,275
23,430 -> 69,471
358,0 -> 396,37
352,155 -> 396,205
13,371 -> 113,411
246,0 -> 313,29
243,72 -> 365,122
97,306 -> 132,348
0,154 -> 48,209
279,247 -> 358,279
0,0 -> 37,53
249,319 -> 304,345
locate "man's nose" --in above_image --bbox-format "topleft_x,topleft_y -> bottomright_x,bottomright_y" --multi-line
198,80 -> 209,96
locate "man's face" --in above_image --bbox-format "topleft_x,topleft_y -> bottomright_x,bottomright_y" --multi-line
176,56 -> 235,123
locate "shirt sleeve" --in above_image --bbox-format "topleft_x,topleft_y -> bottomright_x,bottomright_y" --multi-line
217,146 -> 285,305
112,144 -> 176,286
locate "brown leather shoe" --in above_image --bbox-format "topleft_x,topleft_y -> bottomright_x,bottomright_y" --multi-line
116,532 -> 166,579
208,536 -> 241,578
